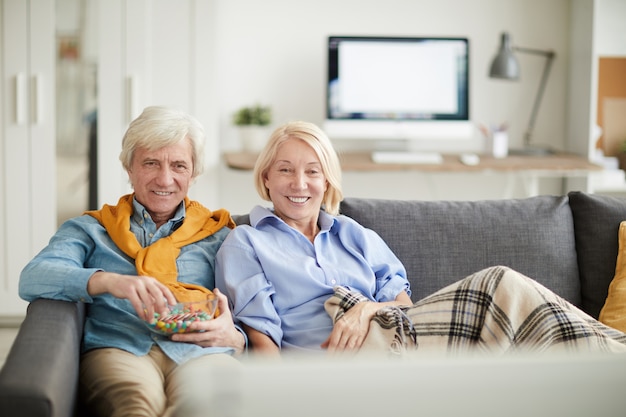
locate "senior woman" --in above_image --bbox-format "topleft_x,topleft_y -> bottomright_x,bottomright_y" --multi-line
216,121 -> 626,357
217,120 -> 412,355
20,106 -> 245,417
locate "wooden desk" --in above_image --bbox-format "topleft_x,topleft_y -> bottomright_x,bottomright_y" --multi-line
224,151 -> 601,173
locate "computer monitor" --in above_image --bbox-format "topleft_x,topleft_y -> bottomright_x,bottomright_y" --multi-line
324,36 -> 473,142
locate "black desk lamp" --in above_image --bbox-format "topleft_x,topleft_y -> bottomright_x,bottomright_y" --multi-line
489,32 -> 556,155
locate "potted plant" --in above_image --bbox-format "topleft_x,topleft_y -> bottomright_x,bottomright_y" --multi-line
233,104 -> 272,152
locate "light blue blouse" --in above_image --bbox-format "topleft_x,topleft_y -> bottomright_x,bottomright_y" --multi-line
19,197 -> 237,364
215,205 -> 410,352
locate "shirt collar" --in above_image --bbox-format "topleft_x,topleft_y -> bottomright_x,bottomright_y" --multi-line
249,205 -> 337,233
131,197 -> 186,228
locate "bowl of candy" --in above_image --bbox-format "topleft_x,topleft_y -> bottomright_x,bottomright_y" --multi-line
144,293 -> 218,335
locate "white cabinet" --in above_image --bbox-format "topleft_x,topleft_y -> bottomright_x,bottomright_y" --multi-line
0,0 -> 56,316
97,0 -> 219,208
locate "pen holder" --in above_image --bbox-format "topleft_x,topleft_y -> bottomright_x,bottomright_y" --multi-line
490,131 -> 509,158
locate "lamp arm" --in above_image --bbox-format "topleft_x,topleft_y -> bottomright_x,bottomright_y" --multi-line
514,48 -> 556,147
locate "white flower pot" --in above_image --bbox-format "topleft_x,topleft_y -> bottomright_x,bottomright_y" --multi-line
239,126 -> 271,153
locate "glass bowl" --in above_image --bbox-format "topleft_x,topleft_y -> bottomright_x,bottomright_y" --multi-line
144,294 -> 218,335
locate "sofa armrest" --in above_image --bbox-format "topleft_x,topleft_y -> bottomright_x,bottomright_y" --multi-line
0,299 -> 86,417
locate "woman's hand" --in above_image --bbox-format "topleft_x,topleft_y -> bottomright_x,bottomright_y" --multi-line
321,301 -> 379,353
87,271 -> 177,321
170,288 -> 246,355
321,290 -> 412,353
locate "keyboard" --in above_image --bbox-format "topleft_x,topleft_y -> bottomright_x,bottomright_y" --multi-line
371,151 -> 443,164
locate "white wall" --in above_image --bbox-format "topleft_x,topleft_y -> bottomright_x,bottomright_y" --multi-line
595,0 -> 626,56
213,0 -> 570,153
210,0 -> 573,213
565,0 -> 626,195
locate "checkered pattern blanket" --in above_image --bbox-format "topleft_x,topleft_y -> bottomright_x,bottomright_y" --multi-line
324,266 -> 626,356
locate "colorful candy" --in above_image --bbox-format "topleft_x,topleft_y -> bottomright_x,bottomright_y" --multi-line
145,304 -> 214,335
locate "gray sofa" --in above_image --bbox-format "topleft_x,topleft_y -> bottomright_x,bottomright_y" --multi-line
1,191 -> 625,417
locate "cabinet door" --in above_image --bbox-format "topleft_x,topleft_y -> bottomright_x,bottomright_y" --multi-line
97,0 -> 219,208
97,0 -> 193,207
0,0 -> 56,316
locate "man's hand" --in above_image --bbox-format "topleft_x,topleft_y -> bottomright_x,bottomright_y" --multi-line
87,271 -> 177,321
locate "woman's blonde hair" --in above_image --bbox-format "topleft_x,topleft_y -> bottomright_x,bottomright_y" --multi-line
119,106 -> 206,178
253,121 -> 343,215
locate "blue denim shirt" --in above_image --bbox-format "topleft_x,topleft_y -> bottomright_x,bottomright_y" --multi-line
215,206 -> 411,352
19,198 -> 238,364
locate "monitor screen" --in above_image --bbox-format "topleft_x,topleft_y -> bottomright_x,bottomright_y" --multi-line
325,36 -> 471,141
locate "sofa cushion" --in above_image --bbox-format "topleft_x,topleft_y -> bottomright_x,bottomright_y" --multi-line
568,191 -> 626,318
598,221 -> 626,331
340,196 -> 581,306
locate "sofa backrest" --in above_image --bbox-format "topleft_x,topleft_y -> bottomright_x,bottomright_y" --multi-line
340,195 -> 581,307
568,191 -> 626,318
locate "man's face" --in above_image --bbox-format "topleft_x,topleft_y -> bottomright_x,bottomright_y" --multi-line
127,139 -> 194,226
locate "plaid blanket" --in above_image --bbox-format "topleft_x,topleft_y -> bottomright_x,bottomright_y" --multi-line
324,266 -> 626,356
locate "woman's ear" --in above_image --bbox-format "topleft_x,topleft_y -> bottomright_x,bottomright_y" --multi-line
263,172 -> 270,189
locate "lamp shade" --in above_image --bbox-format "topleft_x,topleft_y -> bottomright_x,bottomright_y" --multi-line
489,32 -> 520,80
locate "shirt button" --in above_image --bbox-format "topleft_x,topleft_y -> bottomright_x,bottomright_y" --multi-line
144,213 -> 149,218
149,233 -> 154,238
331,279 -> 336,284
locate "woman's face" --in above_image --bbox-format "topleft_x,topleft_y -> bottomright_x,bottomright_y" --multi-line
264,138 -> 328,230
127,139 -> 194,227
